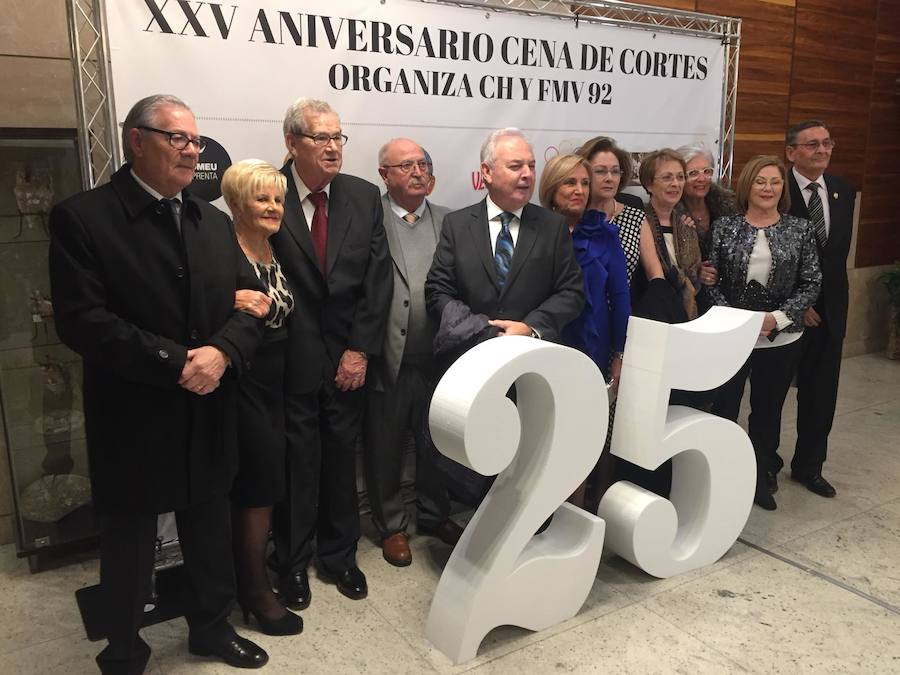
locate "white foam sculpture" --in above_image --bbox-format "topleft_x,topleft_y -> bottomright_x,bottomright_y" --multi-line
597,306 -> 762,578
424,336 -> 608,664
424,307 -> 762,664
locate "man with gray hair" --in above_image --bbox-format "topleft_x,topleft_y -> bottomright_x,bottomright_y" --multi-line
425,127 -> 583,356
270,98 -> 392,606
49,94 -> 267,671
364,138 -> 458,567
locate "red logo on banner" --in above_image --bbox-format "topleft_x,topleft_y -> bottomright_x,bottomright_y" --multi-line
471,171 -> 485,191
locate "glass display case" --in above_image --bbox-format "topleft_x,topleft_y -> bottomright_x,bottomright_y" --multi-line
0,129 -> 99,566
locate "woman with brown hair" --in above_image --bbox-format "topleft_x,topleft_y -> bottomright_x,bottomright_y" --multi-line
708,155 -> 821,511
638,148 -> 711,322
576,136 -> 663,287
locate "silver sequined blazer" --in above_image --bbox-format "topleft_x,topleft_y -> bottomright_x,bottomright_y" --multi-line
705,213 -> 822,330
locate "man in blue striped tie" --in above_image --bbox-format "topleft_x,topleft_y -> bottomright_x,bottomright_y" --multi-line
426,128 -> 583,357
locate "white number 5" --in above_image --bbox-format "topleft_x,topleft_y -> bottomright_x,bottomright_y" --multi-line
598,307 -> 762,577
424,336 -> 608,664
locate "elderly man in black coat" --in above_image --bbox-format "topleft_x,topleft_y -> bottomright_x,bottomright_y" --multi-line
49,94 -> 267,673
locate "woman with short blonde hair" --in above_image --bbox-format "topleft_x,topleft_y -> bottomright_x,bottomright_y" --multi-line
222,159 -> 301,636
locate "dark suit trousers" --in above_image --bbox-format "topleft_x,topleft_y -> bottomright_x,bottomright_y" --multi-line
96,497 -> 234,674
273,382 -> 362,575
364,363 -> 450,537
793,324 -> 843,475
713,341 -> 802,476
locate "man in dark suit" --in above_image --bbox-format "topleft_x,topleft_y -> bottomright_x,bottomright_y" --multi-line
786,119 -> 855,498
270,99 -> 392,607
49,95 -> 267,673
425,127 -> 583,355
363,138 -> 459,568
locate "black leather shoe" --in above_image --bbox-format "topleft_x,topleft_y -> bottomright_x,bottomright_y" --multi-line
277,570 -> 311,611
188,632 -> 268,669
791,472 -> 836,498
754,488 -> 777,511
319,565 -> 367,600
765,470 -> 779,494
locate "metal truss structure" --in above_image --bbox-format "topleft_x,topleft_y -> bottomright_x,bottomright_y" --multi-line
66,0 -> 118,190
423,0 -> 741,179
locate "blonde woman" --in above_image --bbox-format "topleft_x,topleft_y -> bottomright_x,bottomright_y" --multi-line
221,159 -> 301,635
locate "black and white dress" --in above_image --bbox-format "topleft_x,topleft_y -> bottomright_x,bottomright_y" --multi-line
232,254 -> 295,507
610,204 -> 644,286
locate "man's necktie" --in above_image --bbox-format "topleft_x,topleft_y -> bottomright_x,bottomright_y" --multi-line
806,183 -> 827,246
161,198 -> 182,235
402,213 -> 419,224
494,211 -> 515,289
308,191 -> 328,274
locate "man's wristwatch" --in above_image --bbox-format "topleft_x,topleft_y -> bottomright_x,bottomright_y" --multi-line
530,328 -> 541,339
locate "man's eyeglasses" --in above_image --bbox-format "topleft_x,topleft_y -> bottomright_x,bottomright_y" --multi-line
298,132 -> 349,147
383,160 -> 432,174
791,139 -> 835,151
139,126 -> 206,152
687,168 -> 714,179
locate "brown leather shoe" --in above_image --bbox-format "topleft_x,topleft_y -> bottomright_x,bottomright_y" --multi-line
418,519 -> 465,546
382,532 -> 412,567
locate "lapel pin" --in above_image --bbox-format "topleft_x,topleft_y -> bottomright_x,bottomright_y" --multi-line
832,192 -> 838,200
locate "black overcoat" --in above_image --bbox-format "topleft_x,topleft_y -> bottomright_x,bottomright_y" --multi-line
49,165 -> 262,515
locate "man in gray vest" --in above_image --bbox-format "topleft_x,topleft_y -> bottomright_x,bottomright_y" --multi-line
363,138 -> 460,567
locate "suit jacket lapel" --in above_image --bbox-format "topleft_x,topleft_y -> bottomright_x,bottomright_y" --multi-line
823,174 -> 849,248
325,175 -> 352,277
281,164 -> 321,273
501,204 -> 538,296
382,195 -> 409,285
467,200 -> 498,288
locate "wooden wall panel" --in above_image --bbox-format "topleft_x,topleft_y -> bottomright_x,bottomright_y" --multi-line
616,0 -> 899,266
697,0 -> 797,179
857,0 -> 900,267
788,0 -> 877,188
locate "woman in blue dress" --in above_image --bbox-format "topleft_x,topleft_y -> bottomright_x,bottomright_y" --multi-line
539,153 -> 631,507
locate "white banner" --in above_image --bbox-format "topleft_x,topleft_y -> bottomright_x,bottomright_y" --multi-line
105,0 -> 726,208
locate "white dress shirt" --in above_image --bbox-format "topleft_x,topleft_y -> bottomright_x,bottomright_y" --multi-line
486,196 -> 522,254
388,196 -> 427,222
291,163 -> 331,230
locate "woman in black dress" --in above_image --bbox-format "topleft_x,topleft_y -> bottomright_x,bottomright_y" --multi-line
221,160 -> 300,635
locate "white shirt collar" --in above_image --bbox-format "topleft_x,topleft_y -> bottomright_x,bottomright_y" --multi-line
792,166 -> 826,193
485,196 -> 524,223
388,195 -> 427,221
130,169 -> 182,203
291,162 -> 331,203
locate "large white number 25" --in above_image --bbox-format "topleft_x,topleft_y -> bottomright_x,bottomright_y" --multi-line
424,307 -> 762,664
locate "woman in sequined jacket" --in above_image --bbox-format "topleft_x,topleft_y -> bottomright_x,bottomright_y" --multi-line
708,155 -> 821,512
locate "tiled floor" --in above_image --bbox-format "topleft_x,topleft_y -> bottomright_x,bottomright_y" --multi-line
1,353 -> 898,674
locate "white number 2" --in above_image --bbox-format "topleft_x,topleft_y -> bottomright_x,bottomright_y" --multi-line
598,307 -> 762,577
424,336 -> 608,664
